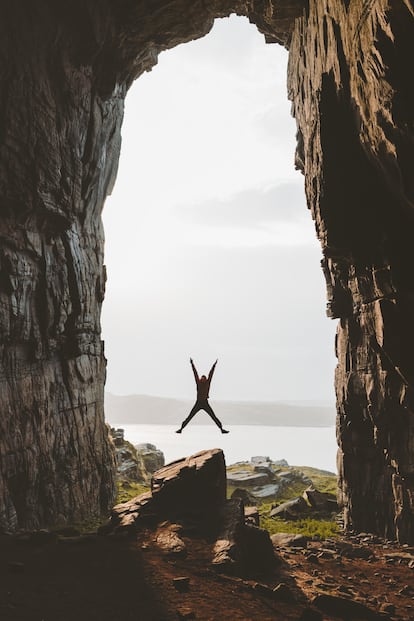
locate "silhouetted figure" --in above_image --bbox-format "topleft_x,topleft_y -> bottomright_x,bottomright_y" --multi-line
176,359 -> 229,433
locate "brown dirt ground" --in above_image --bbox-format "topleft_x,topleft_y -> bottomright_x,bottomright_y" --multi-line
0,530 -> 413,621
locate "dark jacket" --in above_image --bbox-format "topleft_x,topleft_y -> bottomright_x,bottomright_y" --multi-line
191,360 -> 217,401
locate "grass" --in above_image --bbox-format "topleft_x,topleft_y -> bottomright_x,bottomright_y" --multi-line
226,462 -> 340,540
259,514 -> 340,539
294,466 -> 337,495
116,480 -> 150,504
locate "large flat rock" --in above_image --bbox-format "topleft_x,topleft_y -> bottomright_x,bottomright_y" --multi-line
111,449 -> 226,532
151,449 -> 226,520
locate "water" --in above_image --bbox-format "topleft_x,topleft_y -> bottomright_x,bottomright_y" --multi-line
121,424 -> 337,473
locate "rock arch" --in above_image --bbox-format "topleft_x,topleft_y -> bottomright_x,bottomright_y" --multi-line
0,0 -> 413,541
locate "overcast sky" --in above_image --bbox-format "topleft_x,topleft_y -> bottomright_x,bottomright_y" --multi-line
102,15 -> 337,402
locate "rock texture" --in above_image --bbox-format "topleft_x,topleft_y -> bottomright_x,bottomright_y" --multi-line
111,449 -> 227,531
288,0 -> 414,543
135,443 -> 165,481
227,458 -> 315,501
111,449 -> 276,574
110,429 -> 165,483
1,1 -> 414,541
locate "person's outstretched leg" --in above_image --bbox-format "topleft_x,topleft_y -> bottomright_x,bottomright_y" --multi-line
204,402 -> 229,433
176,402 -> 201,433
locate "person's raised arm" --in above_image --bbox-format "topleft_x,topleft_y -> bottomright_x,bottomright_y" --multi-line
190,358 -> 199,383
208,359 -> 218,382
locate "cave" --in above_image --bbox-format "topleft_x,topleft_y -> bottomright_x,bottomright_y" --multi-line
0,0 -> 413,544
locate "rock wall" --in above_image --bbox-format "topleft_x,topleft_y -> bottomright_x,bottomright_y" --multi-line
0,4 -> 122,529
1,0 -> 414,540
288,0 -> 414,542
0,0 -> 305,531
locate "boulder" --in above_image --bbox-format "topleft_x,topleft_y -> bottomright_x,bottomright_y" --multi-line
251,456 -> 272,466
228,465 -> 280,499
271,533 -> 309,548
135,443 -> 165,475
251,483 -> 280,499
155,524 -> 187,557
110,449 -> 226,533
151,449 -> 226,523
211,498 -> 244,573
109,491 -> 155,534
227,470 -> 270,487
239,524 -> 276,574
278,469 -> 312,486
111,428 -> 126,448
270,497 -> 309,519
230,488 -> 256,506
244,506 -> 259,527
252,465 -> 276,480
303,487 -> 338,512
212,498 -> 275,575
313,594 -> 384,621
109,428 -> 147,482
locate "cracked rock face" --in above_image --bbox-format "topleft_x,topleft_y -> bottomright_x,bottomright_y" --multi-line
288,0 -> 414,543
1,1 -> 414,541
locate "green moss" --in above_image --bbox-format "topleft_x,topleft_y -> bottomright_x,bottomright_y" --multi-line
116,480 -> 150,504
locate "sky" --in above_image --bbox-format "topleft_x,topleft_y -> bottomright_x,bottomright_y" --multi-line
102,15 -> 337,403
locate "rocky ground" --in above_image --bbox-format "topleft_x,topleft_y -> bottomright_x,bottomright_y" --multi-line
0,527 -> 413,620
0,447 -> 413,621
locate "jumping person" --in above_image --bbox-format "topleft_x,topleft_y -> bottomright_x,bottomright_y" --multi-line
176,358 -> 229,433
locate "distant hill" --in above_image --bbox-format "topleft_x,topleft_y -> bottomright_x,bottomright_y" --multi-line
105,393 -> 336,427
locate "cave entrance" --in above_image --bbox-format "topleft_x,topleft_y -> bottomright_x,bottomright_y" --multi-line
102,15 -> 337,470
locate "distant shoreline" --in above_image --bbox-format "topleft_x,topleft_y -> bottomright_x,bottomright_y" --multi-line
109,422 -> 336,428
105,392 -> 336,428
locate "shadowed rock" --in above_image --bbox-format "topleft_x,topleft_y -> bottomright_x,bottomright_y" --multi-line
312,594 -> 388,621
111,449 -> 275,575
303,487 -> 338,512
270,496 -> 309,519
212,498 -> 276,575
111,449 -> 226,532
151,449 -> 227,523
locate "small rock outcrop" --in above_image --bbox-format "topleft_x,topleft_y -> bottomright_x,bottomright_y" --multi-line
270,497 -> 309,519
271,533 -> 309,548
110,428 -> 147,482
110,429 -> 165,484
303,486 -> 338,512
135,443 -> 165,480
227,458 -> 316,501
110,449 -> 276,575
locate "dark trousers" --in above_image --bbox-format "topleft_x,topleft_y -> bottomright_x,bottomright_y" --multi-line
180,400 -> 223,430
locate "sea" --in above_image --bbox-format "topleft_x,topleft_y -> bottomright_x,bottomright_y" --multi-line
121,424 -> 338,473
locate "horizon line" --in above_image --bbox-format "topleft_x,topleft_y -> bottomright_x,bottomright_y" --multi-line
105,391 -> 336,406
